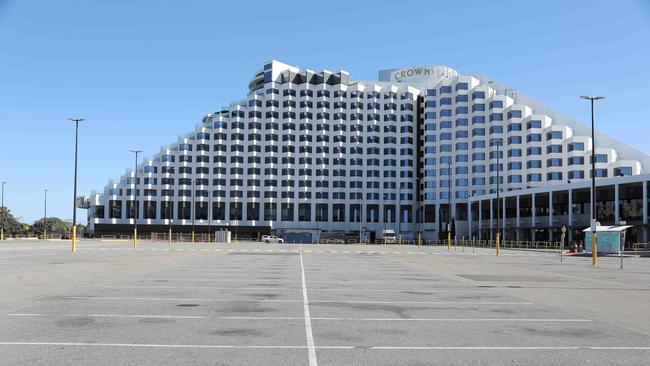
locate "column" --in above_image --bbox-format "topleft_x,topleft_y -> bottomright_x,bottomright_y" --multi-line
467,201 -> 472,240
548,192 -> 553,241
516,195 -> 520,241
489,198 -> 494,240
502,196 -> 506,240
478,200 -> 483,240
643,181 -> 648,242
531,193 -> 536,241
614,183 -> 620,224
568,188 -> 573,243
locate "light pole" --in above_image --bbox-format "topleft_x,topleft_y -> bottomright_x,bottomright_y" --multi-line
1,181 -> 6,240
207,187 -> 212,243
580,96 -> 605,267
490,138 -> 503,256
191,178 -> 196,244
168,201 -> 173,245
129,150 -> 142,248
68,118 -> 85,253
43,189 -> 48,240
447,160 -> 452,251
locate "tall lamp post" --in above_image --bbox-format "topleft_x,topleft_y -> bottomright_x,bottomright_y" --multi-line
191,178 -> 196,244
68,118 -> 85,253
490,138 -> 503,256
580,96 -> 605,267
1,181 -> 6,241
43,189 -> 48,240
129,150 -> 142,248
447,160 -> 452,251
168,201 -> 173,246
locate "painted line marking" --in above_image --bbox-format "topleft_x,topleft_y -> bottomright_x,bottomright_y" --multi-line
106,286 -> 302,290
309,301 -> 534,305
0,342 -> 648,351
8,313 -> 204,319
63,296 -> 302,302
300,246 -> 318,366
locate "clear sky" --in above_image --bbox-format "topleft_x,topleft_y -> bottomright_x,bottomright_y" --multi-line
1,0 -> 649,223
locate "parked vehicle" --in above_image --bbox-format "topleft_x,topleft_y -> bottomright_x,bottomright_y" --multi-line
261,235 -> 284,244
324,238 -> 345,244
382,229 -> 397,244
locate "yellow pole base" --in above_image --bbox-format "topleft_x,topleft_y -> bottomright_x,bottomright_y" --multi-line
592,233 -> 598,267
447,232 -> 451,251
168,229 -> 172,245
1,228 -> 3,241
496,232 -> 500,257
133,228 -> 138,248
71,226 -> 77,253
192,231 -> 195,244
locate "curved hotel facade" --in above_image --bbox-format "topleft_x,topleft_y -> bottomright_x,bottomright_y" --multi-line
81,60 -> 650,243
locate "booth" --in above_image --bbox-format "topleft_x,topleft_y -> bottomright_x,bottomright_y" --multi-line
583,225 -> 632,254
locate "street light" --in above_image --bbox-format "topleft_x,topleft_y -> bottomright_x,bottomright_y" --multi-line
447,160 -> 452,251
191,178 -> 196,244
68,118 -> 85,253
129,150 -> 142,248
43,189 -> 48,240
580,95 -> 605,267
1,181 -> 6,240
490,138 -> 504,256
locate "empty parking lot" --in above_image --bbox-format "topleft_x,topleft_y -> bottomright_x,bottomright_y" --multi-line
1,240 -> 649,365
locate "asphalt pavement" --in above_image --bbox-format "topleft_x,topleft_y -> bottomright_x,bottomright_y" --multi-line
0,240 -> 649,365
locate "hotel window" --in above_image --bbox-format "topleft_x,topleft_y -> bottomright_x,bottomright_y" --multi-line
489,101 -> 503,109
547,172 -> 563,181
568,142 -> 585,151
595,154 -> 608,163
527,120 -> 542,129
472,91 -> 485,100
568,171 -> 585,179
614,167 -> 633,176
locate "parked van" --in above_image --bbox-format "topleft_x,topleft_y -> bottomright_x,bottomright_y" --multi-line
382,229 -> 397,244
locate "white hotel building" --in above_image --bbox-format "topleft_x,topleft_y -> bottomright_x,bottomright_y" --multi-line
81,60 -> 650,243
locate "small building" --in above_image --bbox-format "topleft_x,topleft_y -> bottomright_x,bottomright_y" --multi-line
583,225 -> 632,254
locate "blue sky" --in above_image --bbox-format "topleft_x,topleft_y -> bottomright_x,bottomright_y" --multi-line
1,0 -> 649,223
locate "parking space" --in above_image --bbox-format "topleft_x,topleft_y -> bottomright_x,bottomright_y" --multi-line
1,240 -> 650,365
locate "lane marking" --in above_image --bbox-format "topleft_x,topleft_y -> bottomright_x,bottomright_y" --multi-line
8,313 -> 204,319
104,286 -> 486,293
63,296 -> 302,302
369,346 -> 650,350
309,318 -> 591,322
106,285 -> 302,290
0,342 -> 648,351
299,246 -> 318,366
309,301 -> 534,305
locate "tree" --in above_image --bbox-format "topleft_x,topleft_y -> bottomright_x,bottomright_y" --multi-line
0,207 -> 24,237
31,217 -> 70,237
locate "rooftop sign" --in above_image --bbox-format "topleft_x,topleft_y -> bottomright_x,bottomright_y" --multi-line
389,66 -> 458,83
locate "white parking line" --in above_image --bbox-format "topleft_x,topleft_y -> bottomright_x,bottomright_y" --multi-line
299,246 -> 318,366
8,313 -> 204,319
106,286 -> 302,290
1,342 -> 648,351
4,313 -> 592,323
309,301 -> 534,305
63,296 -> 302,302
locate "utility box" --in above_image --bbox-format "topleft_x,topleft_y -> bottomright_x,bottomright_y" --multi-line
583,225 -> 631,254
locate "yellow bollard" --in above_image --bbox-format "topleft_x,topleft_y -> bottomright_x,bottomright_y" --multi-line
168,227 -> 172,246
447,230 -> 451,251
592,232 -> 598,267
71,225 -> 77,253
1,227 -> 3,241
192,231 -> 195,244
133,227 -> 138,248
496,231 -> 500,257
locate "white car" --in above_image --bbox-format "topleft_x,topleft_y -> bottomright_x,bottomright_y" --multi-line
262,235 -> 284,244
324,238 -> 345,244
